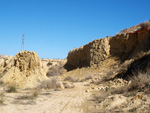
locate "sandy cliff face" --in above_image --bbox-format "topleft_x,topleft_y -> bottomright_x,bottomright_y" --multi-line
65,37 -> 110,70
0,55 -> 13,75
109,27 -> 150,61
0,51 -> 47,88
65,21 -> 150,75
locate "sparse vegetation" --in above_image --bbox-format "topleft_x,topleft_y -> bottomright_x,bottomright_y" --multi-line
84,75 -> 92,80
0,92 -> 4,105
129,107 -> 137,112
111,86 -> 127,94
1,20 -> 150,112
32,91 -> 39,98
39,77 -> 62,89
128,72 -> 150,91
46,64 -> 66,76
92,71 -> 150,113
64,76 -> 79,82
110,72 -> 150,96
93,92 -> 109,103
105,87 -> 109,92
80,75 -> 92,82
7,85 -> 17,93
0,81 -> 4,85
18,91 -> 39,100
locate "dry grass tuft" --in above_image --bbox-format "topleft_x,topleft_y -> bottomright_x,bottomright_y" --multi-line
18,91 -> 39,100
80,75 -> 92,82
39,77 -> 62,89
128,72 -> 150,91
0,92 -> 4,104
110,72 -> 150,95
7,85 -> 17,93
64,76 -> 79,82
47,65 -> 66,76
93,91 -> 110,103
0,81 -> 4,86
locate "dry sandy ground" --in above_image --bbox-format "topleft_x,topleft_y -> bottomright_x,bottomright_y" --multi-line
0,83 -> 91,113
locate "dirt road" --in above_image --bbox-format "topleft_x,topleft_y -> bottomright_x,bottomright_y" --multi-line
0,83 -> 91,113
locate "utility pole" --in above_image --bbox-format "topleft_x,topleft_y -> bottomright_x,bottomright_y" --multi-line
21,33 -> 24,51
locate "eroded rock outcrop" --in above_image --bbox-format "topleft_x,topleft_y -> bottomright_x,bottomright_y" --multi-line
65,21 -> 150,78
0,51 -> 48,88
65,37 -> 110,70
0,55 -> 13,75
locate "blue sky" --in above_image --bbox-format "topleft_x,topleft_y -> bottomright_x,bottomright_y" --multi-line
0,0 -> 150,59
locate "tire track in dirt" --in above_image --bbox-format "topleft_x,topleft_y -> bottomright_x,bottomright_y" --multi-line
59,92 -> 78,113
0,82 -> 91,113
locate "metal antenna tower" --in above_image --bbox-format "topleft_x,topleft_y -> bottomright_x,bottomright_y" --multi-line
21,33 -> 24,51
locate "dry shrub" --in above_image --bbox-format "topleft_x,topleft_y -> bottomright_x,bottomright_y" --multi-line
63,82 -> 74,88
84,75 -> 92,80
47,65 -> 66,76
110,86 -> 128,95
64,76 -> 79,82
0,92 -> 4,104
128,107 -> 137,112
39,77 -> 62,89
0,81 -> 4,85
111,72 -> 150,95
128,72 -> 150,91
32,91 -> 39,98
93,77 -> 105,85
18,91 -> 39,100
93,91 -> 110,103
47,70 -> 59,76
7,85 -> 17,93
80,75 -> 92,82
93,80 -> 102,85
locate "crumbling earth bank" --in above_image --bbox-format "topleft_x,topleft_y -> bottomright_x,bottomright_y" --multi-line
0,51 -> 47,88
65,21 -> 150,78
